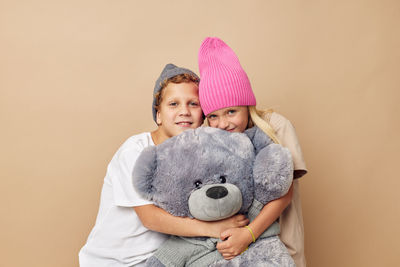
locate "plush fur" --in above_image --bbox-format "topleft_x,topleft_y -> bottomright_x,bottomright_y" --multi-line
132,127 -> 295,266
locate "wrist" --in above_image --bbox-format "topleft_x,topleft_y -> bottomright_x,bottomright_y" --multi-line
244,225 -> 256,243
199,219 -> 219,238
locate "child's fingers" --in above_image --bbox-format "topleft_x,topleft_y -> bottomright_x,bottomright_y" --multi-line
233,214 -> 246,221
218,247 -> 230,254
230,214 -> 249,227
238,218 -> 249,227
221,247 -> 245,260
222,253 -> 235,260
236,215 -> 249,225
216,237 -> 232,252
219,228 -> 233,242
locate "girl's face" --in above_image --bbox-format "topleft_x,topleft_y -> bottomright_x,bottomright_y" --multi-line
207,106 -> 249,133
156,82 -> 203,141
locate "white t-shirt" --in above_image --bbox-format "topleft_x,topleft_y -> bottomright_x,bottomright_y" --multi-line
79,132 -> 167,267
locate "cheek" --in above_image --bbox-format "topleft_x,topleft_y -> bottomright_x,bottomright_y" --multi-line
189,109 -> 203,127
207,119 -> 218,128
235,117 -> 248,131
164,109 -> 177,120
194,109 -> 204,120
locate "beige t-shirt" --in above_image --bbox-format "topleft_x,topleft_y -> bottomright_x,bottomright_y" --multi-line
265,112 -> 307,178
264,111 -> 308,267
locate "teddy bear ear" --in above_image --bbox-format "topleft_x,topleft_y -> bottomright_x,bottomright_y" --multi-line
132,146 -> 157,200
244,126 -> 274,154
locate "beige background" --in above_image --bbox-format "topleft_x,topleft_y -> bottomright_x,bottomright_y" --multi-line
1,0 -> 399,266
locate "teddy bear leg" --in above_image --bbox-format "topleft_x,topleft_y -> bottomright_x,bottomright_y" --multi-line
210,236 -> 295,267
242,236 -> 295,267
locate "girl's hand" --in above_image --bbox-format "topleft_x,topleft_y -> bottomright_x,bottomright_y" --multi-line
209,215 -> 249,238
216,227 -> 253,260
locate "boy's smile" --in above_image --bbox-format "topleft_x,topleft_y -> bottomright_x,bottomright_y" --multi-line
176,120 -> 194,127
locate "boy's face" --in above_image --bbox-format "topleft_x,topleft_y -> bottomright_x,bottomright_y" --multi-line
156,82 -> 203,140
206,106 -> 249,133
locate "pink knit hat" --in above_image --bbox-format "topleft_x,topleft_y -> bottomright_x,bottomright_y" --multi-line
198,37 -> 256,116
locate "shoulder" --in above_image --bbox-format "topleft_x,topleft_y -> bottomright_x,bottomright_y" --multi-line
263,112 -> 307,177
121,132 -> 153,149
115,132 -> 154,160
262,111 -> 293,132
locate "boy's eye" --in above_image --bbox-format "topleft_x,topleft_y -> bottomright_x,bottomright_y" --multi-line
169,102 -> 177,106
190,102 -> 199,106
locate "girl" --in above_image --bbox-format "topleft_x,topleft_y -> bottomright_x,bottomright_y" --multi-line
79,63 -> 248,267
198,37 -> 308,266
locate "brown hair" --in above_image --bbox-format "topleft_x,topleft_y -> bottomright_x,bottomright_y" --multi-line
153,73 -> 200,112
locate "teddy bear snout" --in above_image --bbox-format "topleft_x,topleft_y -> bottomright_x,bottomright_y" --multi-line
206,186 -> 228,199
188,183 -> 243,221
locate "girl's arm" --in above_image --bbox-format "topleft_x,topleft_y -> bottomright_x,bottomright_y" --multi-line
134,204 -> 249,238
216,183 -> 294,259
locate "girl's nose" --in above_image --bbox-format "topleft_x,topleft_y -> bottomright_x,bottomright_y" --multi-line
218,118 -> 229,130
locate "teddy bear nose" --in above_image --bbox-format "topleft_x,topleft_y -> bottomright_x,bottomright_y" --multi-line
206,186 -> 228,199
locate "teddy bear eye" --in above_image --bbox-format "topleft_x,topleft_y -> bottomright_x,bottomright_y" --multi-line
219,176 -> 226,183
194,180 -> 202,189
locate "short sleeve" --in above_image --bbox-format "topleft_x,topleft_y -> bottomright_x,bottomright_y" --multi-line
268,112 -> 308,179
107,144 -> 154,207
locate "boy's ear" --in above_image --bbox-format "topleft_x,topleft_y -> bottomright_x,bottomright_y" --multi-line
132,146 -> 157,200
156,110 -> 162,125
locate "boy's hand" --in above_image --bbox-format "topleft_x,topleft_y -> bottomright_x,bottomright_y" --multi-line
209,215 -> 249,238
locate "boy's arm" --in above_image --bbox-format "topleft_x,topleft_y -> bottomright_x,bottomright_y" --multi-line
134,204 -> 249,239
216,183 -> 293,259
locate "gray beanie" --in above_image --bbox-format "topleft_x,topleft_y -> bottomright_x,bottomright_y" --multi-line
152,63 -> 200,123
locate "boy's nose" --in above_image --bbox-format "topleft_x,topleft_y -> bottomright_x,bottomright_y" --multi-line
179,105 -> 190,116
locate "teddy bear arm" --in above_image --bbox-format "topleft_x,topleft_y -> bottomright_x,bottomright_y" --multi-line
252,144 -> 294,204
132,146 -> 158,201
245,126 -> 274,154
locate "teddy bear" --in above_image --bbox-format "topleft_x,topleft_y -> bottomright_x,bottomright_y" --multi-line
132,126 -> 295,266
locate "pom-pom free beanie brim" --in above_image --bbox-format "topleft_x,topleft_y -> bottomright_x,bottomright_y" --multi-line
198,37 -> 256,116
152,64 -> 200,123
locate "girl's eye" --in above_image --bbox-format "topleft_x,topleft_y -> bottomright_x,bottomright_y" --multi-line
194,180 -> 202,189
227,110 -> 236,115
219,176 -> 226,183
207,114 -> 217,120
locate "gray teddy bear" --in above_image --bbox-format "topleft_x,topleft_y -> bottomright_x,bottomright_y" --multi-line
132,126 -> 295,266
